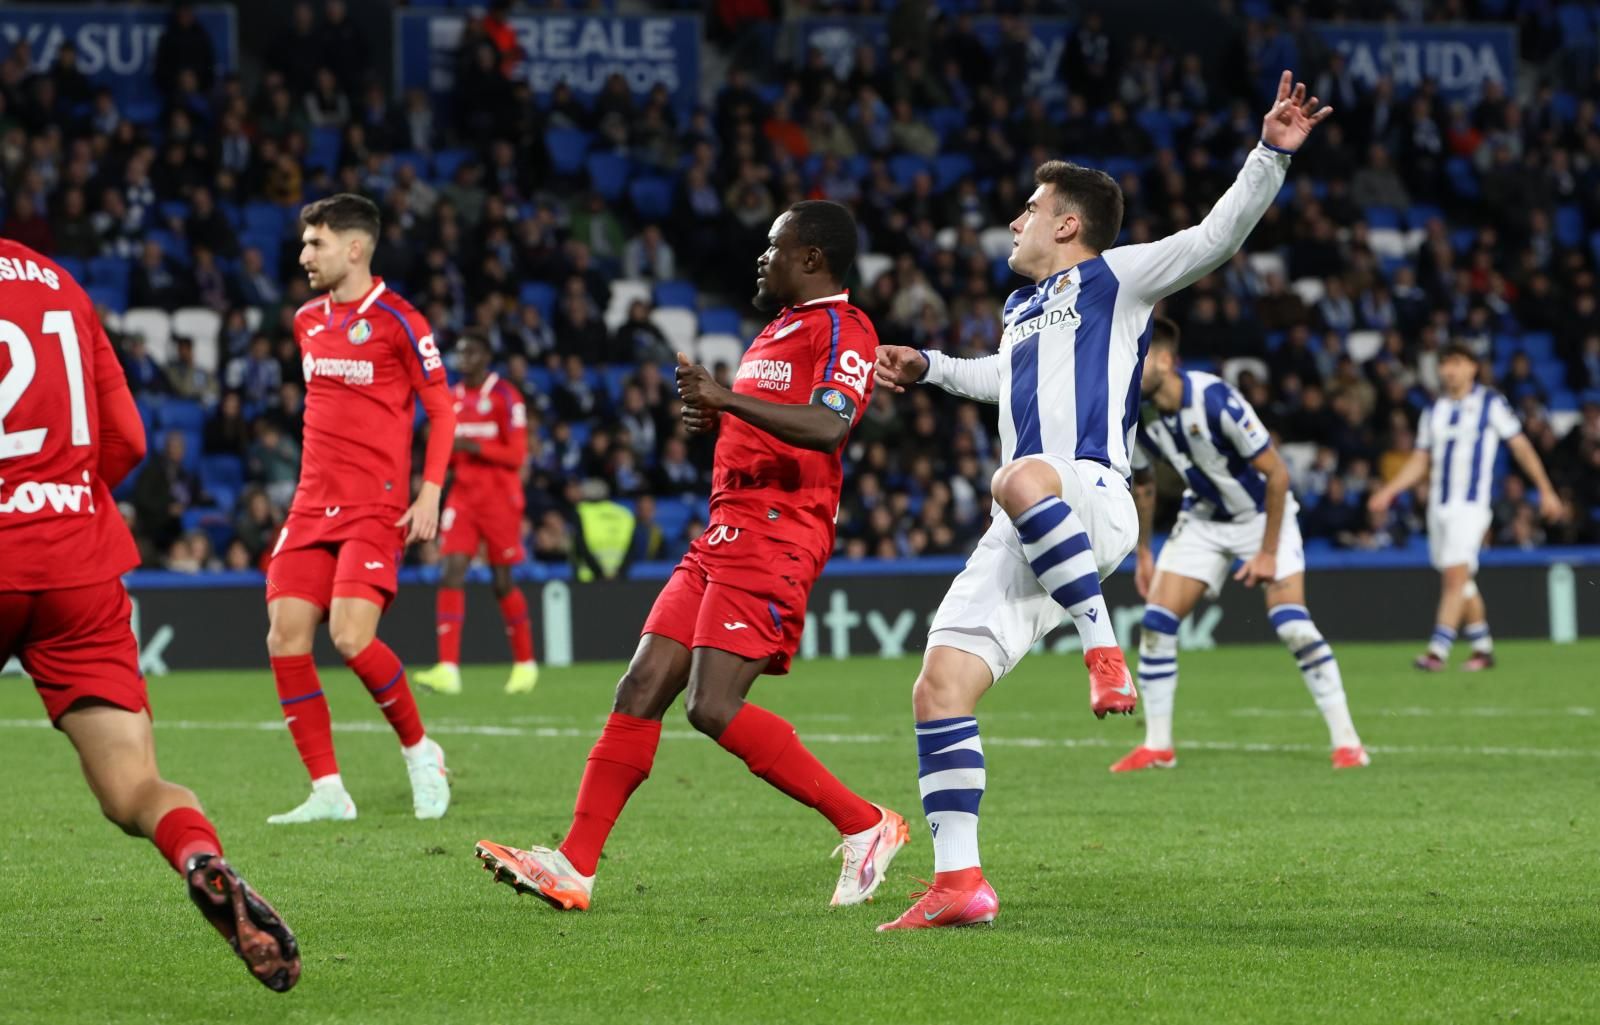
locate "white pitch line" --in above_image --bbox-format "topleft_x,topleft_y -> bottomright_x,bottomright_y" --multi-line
1231,706 -> 1597,719
1,718 -> 1595,760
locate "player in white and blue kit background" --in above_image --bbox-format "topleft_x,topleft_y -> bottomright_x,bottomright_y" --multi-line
1369,344 -> 1565,671
872,71 -> 1332,932
1117,318 -> 1367,774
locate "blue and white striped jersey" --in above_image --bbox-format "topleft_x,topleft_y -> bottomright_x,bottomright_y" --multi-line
921,143 -> 1293,482
1417,386 -> 1521,511
1131,370 -> 1288,523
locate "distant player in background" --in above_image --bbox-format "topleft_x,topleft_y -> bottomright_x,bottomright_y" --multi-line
414,334 -> 538,697
0,239 -> 299,991
475,201 -> 909,912
263,193 -> 455,823
1117,317 -> 1367,773
1369,343 -> 1565,671
871,71 -> 1330,930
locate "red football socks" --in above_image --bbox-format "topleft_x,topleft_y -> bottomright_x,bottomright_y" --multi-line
152,806 -> 222,874
271,654 -> 338,781
436,587 -> 465,665
716,704 -> 881,835
498,589 -> 536,663
559,713 -> 662,877
346,639 -> 426,748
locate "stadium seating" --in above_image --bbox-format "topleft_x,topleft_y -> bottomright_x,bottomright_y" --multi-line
652,280 -> 699,311
649,308 -> 699,355
172,308 -> 223,373
122,308 -> 174,363
694,333 -> 746,369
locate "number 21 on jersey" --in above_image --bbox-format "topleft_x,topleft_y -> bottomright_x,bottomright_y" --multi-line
0,311 -> 89,459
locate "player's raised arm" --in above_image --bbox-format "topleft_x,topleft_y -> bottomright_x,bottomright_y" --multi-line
874,345 -> 1003,402
1106,70 -> 1331,302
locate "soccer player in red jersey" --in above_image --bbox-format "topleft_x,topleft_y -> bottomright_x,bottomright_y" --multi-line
414,333 -> 539,697
475,201 -> 909,910
0,239 -> 300,991
263,193 -> 455,824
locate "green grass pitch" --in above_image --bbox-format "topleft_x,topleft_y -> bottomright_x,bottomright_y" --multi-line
2,640 -> 1598,1024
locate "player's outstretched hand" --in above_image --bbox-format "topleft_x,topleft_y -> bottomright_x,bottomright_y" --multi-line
1233,550 -> 1276,588
1539,488 -> 1567,524
397,481 -> 442,543
1261,70 -> 1332,153
874,345 -> 928,394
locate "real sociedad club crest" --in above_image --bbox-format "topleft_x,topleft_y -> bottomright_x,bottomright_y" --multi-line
347,318 -> 373,345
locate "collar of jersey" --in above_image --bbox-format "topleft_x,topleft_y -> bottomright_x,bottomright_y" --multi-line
789,291 -> 849,310
1178,372 -> 1192,409
1014,268 -> 1073,318
324,277 -> 387,313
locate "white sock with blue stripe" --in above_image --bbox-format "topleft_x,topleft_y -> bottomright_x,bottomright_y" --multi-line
916,717 -> 985,873
1462,621 -> 1492,654
1139,605 -> 1180,750
1428,624 -> 1456,660
1270,604 -> 1360,749
1013,496 -> 1117,650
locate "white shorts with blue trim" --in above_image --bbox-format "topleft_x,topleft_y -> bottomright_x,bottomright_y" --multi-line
1155,507 -> 1306,599
1426,505 -> 1491,573
926,455 -> 1137,684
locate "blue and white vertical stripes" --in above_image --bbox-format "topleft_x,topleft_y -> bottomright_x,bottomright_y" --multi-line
1014,497 -> 1102,613
916,717 -> 985,872
1132,370 -> 1282,524
1417,386 -> 1523,511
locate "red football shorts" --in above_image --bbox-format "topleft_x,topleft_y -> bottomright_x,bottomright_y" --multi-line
265,506 -> 406,613
0,578 -> 149,725
641,524 -> 818,675
439,496 -> 524,566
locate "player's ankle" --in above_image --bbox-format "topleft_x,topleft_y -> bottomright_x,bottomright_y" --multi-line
932,866 -> 984,889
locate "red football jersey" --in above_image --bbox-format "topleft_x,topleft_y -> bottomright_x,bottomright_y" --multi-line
0,240 -> 143,591
291,278 -> 453,515
710,293 -> 878,560
449,371 -> 527,511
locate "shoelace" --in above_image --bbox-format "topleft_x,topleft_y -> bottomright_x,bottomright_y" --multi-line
903,878 -> 935,902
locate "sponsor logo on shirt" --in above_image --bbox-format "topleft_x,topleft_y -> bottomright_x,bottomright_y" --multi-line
737,358 -> 793,392
347,318 -> 373,345
418,334 -> 443,373
302,353 -> 375,386
1001,304 -> 1081,346
0,472 -> 95,516
456,421 -> 501,439
831,348 -> 871,396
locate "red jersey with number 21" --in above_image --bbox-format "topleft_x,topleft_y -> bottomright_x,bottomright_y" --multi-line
709,294 -> 877,562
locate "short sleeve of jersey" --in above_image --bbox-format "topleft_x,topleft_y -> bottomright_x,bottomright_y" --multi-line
809,306 -> 876,404
1215,385 -> 1272,458
1416,404 -> 1433,449
1488,392 -> 1522,440
377,302 -> 445,390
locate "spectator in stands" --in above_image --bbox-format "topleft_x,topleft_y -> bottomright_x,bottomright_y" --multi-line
165,336 -> 217,406
304,67 -> 350,128
5,193 -> 52,253
320,0 -> 370,98
622,224 -> 676,281
248,421 -> 301,509
224,334 -> 282,409
612,300 -> 673,364
130,240 -> 191,309
153,1 -> 215,99
233,247 -> 282,309
184,187 -> 236,258
49,187 -> 98,259
554,281 -> 611,360
233,487 -> 283,563
204,391 -> 250,457
134,431 -> 205,549
120,334 -> 169,395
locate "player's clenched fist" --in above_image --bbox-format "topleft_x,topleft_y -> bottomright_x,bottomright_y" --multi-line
873,345 -> 928,394
676,352 -> 726,434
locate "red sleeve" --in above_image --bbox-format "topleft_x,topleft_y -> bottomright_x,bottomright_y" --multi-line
475,384 -> 527,470
388,306 -> 455,487
90,315 -> 146,488
809,306 -> 877,419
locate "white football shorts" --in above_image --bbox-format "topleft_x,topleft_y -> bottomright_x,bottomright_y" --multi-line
1155,506 -> 1307,599
1426,505 -> 1491,573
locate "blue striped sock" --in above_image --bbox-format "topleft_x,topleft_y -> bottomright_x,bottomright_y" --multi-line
1013,496 -> 1116,649
1270,604 -> 1360,749
1462,621 -> 1492,653
1428,625 -> 1456,659
1138,605 -> 1180,749
916,717 -> 984,873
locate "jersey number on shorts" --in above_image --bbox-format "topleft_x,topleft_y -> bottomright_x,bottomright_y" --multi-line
0,312 -> 89,459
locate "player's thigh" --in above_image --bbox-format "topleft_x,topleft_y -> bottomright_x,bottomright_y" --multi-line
914,644 -> 997,721
1035,455 -> 1138,577
1146,569 -> 1209,620
16,581 -> 150,724
927,517 -> 1063,686
332,529 -> 403,610
614,632 -> 693,719
640,547 -> 710,652
267,595 -> 324,656
1154,516 -> 1233,600
438,502 -> 483,560
266,542 -> 337,620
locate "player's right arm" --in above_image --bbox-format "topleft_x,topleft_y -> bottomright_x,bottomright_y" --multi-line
874,345 -> 1002,402
90,312 -> 146,488
1369,449 -> 1430,514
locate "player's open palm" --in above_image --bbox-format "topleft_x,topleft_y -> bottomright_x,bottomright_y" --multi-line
874,345 -> 928,394
1261,70 -> 1332,153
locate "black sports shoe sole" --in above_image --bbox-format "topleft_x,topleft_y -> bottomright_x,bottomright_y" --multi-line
186,854 -> 302,992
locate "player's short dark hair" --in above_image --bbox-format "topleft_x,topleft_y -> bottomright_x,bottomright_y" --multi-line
300,192 -> 380,241
1033,160 -> 1124,253
457,332 -> 491,353
1441,341 -> 1480,363
1150,316 -> 1180,353
786,200 -> 857,279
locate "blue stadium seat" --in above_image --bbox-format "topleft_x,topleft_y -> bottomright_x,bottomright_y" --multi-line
1556,3 -> 1596,44
157,200 -> 190,225
1522,332 -> 1556,361
1554,205 -> 1585,249
391,150 -> 429,179
1445,157 -> 1479,199
306,126 -> 342,173
201,454 -> 244,490
1533,360 -> 1567,392
1135,109 -> 1175,149
527,365 -> 554,395
88,256 -> 131,289
86,283 -> 128,313
628,175 -> 675,221
933,153 -> 975,191
602,365 -> 633,403
585,152 -> 631,201
698,307 -> 741,335
925,107 -> 967,143
653,499 -> 692,542
518,281 -> 557,319
432,148 -> 474,182
1449,227 -> 1477,254
242,202 -> 286,236
239,232 -> 282,266
1405,203 -> 1444,230
545,128 -> 591,177
1100,157 -> 1144,183
156,400 -> 206,432
1362,206 -> 1402,229
147,228 -> 191,266
888,154 -> 930,190
54,255 -> 86,283
653,279 -> 698,310
1549,389 -> 1578,412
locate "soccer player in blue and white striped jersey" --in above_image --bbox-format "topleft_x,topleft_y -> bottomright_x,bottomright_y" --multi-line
1117,318 -> 1367,773
1369,344 -> 1565,671
872,72 -> 1331,931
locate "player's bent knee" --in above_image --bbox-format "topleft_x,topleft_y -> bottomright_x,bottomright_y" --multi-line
265,622 -> 313,658
683,691 -> 736,738
990,460 -> 1055,516
329,624 -> 375,661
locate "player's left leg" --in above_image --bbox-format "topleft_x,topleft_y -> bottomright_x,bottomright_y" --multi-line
1264,574 -> 1367,768
329,596 -> 449,819
1459,580 -> 1496,671
1111,571 -> 1208,772
1419,563 -> 1471,671
57,703 -> 301,990
416,554 -> 471,696
490,565 -> 539,695
991,456 -> 1136,717
684,646 -> 907,906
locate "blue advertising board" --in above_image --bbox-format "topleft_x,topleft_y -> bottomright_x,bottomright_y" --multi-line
790,16 -> 1072,98
0,4 -> 235,112
1315,22 -> 1517,102
395,11 -> 701,118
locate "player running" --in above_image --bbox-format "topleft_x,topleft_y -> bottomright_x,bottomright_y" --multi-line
475,200 -> 909,911
870,72 -> 1331,930
1368,343 -> 1565,671
1113,317 -> 1367,773
264,193 -> 455,824
414,334 -> 538,697
0,239 -> 299,990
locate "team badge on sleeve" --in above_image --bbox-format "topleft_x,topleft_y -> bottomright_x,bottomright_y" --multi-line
347,319 -> 373,345
821,389 -> 847,411
813,385 -> 857,421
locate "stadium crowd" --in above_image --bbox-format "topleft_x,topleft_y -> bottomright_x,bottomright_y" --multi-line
3,0 -> 1600,576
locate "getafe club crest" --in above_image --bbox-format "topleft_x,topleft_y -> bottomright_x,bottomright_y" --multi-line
477,398 -> 493,414
347,318 -> 373,345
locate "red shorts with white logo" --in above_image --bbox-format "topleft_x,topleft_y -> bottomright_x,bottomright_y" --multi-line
640,524 -> 818,675
439,495 -> 524,566
0,578 -> 149,725
266,506 -> 406,613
